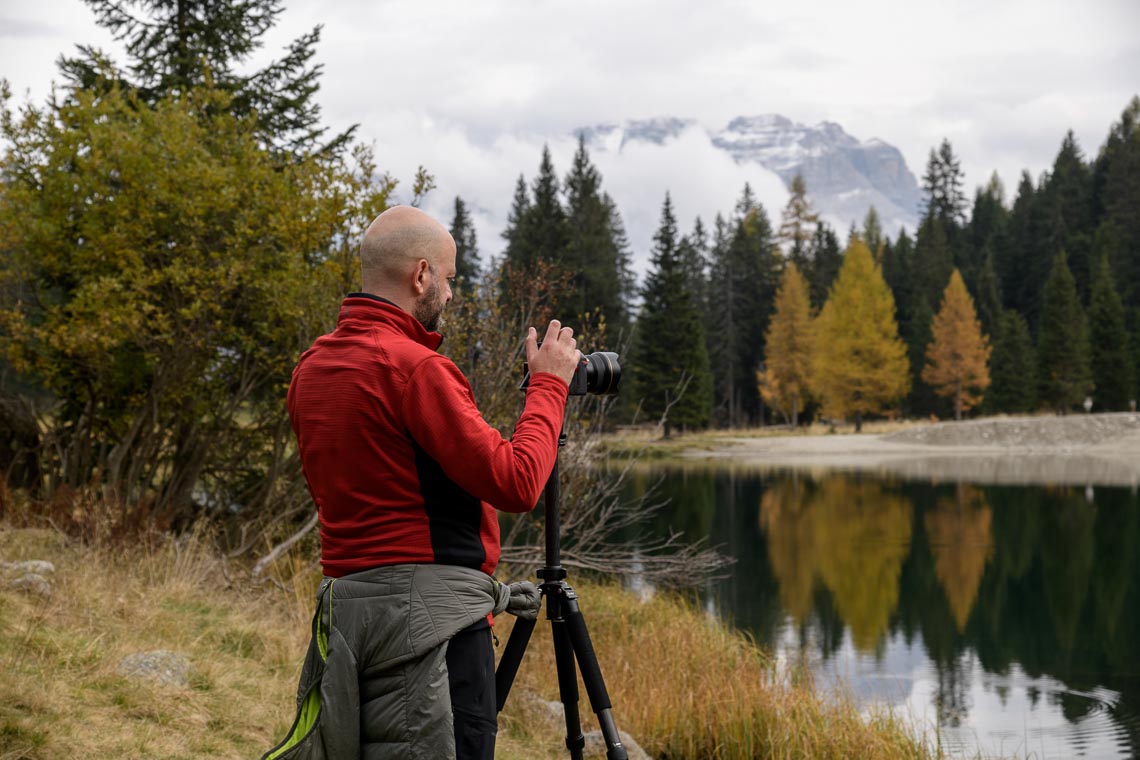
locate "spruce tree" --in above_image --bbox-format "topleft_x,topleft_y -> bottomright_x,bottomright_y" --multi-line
727,186 -> 781,424
964,174 -> 1008,292
633,195 -> 713,435
563,136 -> 631,331
987,311 -> 1037,413
973,251 -> 1003,338
1088,256 -> 1134,411
922,139 -> 968,227
59,0 -> 350,155
1037,251 -> 1093,412
1000,172 -> 1052,333
882,228 -> 915,329
1092,98 -> 1140,399
913,216 -> 955,313
1040,132 -> 1094,302
807,222 -> 843,310
449,196 -> 481,286
678,217 -> 710,330
524,145 -> 570,266
501,175 -> 531,265
862,206 -> 884,259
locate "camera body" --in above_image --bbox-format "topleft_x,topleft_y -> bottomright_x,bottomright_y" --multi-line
521,350 -> 621,396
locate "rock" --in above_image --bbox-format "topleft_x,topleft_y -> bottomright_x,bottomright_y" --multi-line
582,729 -> 651,760
117,650 -> 191,688
1,560 -> 56,577
8,573 -> 51,598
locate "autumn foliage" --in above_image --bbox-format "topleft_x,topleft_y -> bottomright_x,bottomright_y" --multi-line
759,262 -> 815,426
923,269 -> 992,419
812,238 -> 910,430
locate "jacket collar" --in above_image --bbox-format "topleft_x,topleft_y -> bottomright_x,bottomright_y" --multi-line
338,292 -> 444,351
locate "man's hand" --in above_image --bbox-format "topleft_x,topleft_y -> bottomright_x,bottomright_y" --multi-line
525,320 -> 582,386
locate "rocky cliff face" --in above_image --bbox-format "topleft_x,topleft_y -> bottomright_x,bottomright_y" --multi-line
582,114 -> 921,235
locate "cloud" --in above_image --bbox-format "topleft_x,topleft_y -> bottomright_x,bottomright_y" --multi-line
391,119 -> 787,283
0,17 -> 63,38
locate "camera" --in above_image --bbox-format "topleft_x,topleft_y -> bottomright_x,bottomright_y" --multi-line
521,350 -> 621,396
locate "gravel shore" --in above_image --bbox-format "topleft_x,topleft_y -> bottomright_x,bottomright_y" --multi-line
684,413 -> 1140,487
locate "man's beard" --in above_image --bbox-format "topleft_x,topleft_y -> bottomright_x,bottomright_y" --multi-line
413,280 -> 446,332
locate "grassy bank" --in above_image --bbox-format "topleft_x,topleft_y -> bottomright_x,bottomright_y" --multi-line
0,523 -> 935,759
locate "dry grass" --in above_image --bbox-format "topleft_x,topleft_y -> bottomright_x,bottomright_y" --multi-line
492,579 -> 935,760
0,523 -> 935,760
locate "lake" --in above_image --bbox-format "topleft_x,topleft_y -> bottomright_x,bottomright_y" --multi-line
623,465 -> 1140,759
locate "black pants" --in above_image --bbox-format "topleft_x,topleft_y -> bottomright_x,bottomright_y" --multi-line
446,619 -> 497,760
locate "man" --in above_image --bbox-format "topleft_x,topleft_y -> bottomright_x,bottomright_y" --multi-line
274,205 -> 580,760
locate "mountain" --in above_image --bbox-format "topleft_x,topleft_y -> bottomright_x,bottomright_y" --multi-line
580,114 -> 922,236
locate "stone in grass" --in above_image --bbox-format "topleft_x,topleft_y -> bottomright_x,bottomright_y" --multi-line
118,650 -> 191,688
582,729 -> 651,760
8,573 -> 51,598
1,560 -> 56,576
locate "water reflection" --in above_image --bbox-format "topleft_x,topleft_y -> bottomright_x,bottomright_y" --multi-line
624,466 -> 1140,759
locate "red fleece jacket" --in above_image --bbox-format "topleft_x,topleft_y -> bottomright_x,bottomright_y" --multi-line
287,294 -> 568,577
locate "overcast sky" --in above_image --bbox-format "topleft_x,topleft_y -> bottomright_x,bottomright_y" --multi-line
2,0 -> 1138,273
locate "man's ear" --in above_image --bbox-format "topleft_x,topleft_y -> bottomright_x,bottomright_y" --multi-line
412,259 -> 430,295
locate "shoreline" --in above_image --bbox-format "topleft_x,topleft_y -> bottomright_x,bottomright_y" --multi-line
662,413 -> 1140,487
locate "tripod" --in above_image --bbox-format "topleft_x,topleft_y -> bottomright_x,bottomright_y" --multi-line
494,429 -> 629,760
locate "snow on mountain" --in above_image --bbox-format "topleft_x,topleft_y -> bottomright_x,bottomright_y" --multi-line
581,114 -> 922,237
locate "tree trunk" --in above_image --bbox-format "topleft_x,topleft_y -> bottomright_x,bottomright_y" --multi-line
855,410 -> 863,433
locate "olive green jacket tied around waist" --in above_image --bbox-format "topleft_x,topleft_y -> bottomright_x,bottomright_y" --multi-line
262,564 -> 512,760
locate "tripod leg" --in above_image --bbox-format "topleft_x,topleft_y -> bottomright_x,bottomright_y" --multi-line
495,616 -> 536,712
552,617 -> 586,760
563,596 -> 629,760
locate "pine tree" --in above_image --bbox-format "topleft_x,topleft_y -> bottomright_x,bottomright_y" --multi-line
862,206 -> 884,259
1041,132 -> 1094,301
58,0 -> 350,155
807,222 -> 843,310
761,263 -> 815,426
562,136 -> 632,331
501,175 -> 531,267
903,293 -> 939,416
707,186 -> 781,426
1088,256 -> 1134,411
987,311 -> 1037,413
524,145 -> 569,266
882,228 -> 914,326
449,196 -> 480,286
813,239 -> 910,431
922,139 -> 968,227
973,251 -> 1003,338
1092,97 -> 1140,400
964,174 -> 1008,293
923,270 -> 992,420
913,216 -> 955,313
633,195 -> 713,435
1037,251 -> 1093,412
678,217 -> 710,327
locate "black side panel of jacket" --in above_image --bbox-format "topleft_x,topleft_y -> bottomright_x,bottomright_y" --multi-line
412,440 -> 486,569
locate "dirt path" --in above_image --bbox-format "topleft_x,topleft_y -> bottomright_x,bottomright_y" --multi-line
682,413 -> 1140,487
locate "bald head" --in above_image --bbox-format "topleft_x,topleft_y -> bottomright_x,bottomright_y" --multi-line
360,206 -> 455,291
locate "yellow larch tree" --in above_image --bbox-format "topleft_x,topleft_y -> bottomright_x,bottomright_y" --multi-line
759,262 -> 815,426
922,269 -> 992,420
812,238 -> 910,432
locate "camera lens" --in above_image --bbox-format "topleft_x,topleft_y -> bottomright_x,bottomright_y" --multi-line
583,352 -> 621,395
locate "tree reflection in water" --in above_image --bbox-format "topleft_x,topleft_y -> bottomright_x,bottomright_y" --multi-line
625,466 -> 1140,758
